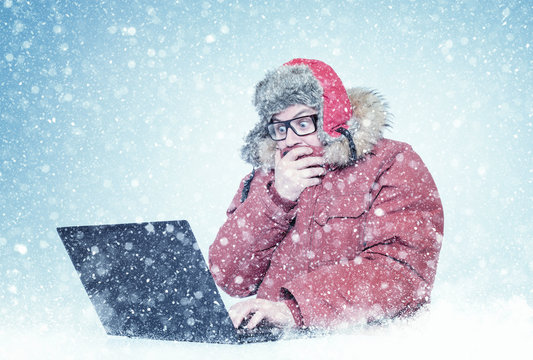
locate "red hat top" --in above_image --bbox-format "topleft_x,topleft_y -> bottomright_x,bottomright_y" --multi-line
284,58 -> 353,137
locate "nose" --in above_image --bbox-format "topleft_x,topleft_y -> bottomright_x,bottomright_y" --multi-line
284,127 -> 302,147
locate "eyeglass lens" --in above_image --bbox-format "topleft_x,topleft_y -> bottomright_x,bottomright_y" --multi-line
267,115 -> 317,141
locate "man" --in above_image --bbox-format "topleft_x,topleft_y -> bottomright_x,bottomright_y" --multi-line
209,58 -> 444,331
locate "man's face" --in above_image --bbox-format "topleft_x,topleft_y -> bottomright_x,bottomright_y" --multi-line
271,104 -> 322,152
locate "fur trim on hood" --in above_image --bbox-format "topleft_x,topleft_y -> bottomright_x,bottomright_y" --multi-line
241,87 -> 391,169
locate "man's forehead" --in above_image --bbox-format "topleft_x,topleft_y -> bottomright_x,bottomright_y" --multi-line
271,106 -> 316,122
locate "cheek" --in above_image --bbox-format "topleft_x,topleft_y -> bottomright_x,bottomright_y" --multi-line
276,140 -> 288,151
304,134 -> 322,147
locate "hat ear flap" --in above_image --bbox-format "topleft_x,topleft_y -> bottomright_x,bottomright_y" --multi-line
240,122 -> 277,169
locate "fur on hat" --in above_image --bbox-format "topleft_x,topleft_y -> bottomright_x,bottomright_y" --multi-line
241,60 -> 391,170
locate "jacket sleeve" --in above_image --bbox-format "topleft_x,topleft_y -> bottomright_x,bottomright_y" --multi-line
281,146 -> 444,328
209,170 -> 298,297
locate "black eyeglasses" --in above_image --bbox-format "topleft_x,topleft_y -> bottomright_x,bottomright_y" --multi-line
267,114 -> 318,141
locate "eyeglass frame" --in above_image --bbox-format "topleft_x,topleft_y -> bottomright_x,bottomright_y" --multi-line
267,114 -> 319,141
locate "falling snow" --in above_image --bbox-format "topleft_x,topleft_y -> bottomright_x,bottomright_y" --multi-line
0,0 -> 531,358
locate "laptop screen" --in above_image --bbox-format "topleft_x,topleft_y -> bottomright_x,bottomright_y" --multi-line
57,220 -> 237,343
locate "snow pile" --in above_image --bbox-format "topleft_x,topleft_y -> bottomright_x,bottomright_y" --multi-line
1,296 -> 531,360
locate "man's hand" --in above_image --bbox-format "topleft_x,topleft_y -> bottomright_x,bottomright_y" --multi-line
274,147 -> 325,201
228,298 -> 296,330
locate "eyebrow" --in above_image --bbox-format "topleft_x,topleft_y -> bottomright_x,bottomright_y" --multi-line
271,109 -> 315,122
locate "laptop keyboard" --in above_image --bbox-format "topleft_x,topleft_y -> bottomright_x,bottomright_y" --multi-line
236,319 -> 284,343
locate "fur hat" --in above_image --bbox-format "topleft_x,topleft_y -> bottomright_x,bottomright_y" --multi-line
241,59 -> 390,170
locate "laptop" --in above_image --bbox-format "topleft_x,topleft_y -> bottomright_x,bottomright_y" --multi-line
57,220 -> 287,344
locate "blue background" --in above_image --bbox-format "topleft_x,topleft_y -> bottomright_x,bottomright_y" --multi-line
1,0 -> 531,355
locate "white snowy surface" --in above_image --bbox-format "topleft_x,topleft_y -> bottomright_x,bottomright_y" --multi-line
1,1 -> 531,359
1,298 -> 531,360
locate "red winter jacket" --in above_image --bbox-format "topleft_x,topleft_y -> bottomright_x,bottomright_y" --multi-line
209,136 -> 444,328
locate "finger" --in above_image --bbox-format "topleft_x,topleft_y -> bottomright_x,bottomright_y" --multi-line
300,167 -> 326,179
229,303 -> 253,328
228,309 -> 245,328
301,177 -> 321,188
246,310 -> 265,330
274,148 -> 282,167
282,146 -> 313,161
294,156 -> 325,170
